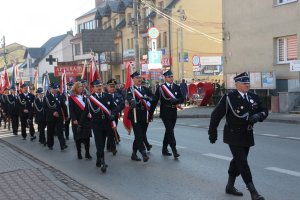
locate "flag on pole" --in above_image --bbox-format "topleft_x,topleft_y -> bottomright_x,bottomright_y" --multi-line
81,60 -> 87,81
122,62 -> 133,134
2,66 -> 10,93
33,69 -> 38,91
42,71 -> 50,94
11,62 -> 16,88
89,54 -> 101,91
18,76 -> 23,93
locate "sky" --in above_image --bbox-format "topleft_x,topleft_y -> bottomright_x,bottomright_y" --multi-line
0,0 -> 94,47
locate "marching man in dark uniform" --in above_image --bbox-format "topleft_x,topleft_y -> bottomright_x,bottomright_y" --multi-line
208,72 -> 268,200
150,70 -> 184,159
1,88 -> 11,130
79,80 -> 118,173
17,83 -> 36,140
64,81 -> 73,140
7,86 -> 19,135
43,82 -> 68,150
106,79 -> 125,155
34,88 -> 47,146
126,71 -> 154,162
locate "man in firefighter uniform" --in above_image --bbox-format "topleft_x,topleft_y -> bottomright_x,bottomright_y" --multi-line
150,70 -> 184,159
79,80 -> 118,173
17,83 -> 36,140
43,82 -> 68,150
208,72 -> 267,200
34,88 -> 47,145
7,86 -> 19,135
126,71 -> 154,162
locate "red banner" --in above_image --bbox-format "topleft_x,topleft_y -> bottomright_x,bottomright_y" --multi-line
54,65 -> 83,77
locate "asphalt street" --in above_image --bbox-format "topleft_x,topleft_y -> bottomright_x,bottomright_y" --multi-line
1,118 -> 300,200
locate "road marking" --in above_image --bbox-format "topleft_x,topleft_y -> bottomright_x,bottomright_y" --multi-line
265,167 -> 300,177
119,134 -> 186,149
0,133 -> 17,139
260,134 -> 279,137
203,153 -> 232,161
286,137 -> 300,140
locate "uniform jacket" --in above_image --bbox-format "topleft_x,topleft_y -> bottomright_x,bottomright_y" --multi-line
79,92 -> 117,129
208,90 -> 268,147
150,83 -> 184,119
43,93 -> 68,122
111,92 -> 125,119
34,97 -> 46,124
126,85 -> 154,123
7,94 -> 19,117
17,93 -> 35,118
1,94 -> 9,114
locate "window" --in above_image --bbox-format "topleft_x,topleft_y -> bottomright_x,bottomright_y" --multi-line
127,39 -> 130,49
157,34 -> 161,49
127,13 -> 132,26
277,0 -> 297,5
74,43 -> 81,56
163,32 -> 168,47
131,38 -> 134,49
277,35 -> 298,64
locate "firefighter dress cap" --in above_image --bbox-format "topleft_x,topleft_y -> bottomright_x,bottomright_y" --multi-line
21,83 -> 29,88
80,79 -> 87,84
130,71 -> 140,78
67,82 -> 74,87
36,88 -> 44,94
107,79 -> 117,85
163,70 -> 173,77
50,82 -> 59,89
234,72 -> 250,83
10,86 -> 16,90
91,80 -> 102,86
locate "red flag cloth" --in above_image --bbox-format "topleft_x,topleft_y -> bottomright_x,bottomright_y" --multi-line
122,104 -> 132,134
89,56 -> 101,91
81,60 -> 87,81
2,67 -> 10,93
18,76 -> 23,93
124,62 -> 132,90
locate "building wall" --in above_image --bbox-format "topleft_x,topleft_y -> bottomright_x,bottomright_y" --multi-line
223,0 -> 300,91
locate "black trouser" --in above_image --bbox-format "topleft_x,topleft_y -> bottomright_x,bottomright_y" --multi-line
47,119 -> 65,148
64,118 -> 71,138
75,138 -> 90,154
11,115 -> 19,134
162,118 -> 177,149
131,121 -> 148,153
228,145 -> 252,184
20,113 -> 34,138
38,122 -> 46,144
106,129 -> 116,151
92,125 -> 109,159
143,123 -> 151,148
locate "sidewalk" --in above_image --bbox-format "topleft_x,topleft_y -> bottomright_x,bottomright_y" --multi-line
154,105 -> 300,124
0,137 -> 108,200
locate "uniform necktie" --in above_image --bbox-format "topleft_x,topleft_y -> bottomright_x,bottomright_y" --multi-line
243,94 -> 249,105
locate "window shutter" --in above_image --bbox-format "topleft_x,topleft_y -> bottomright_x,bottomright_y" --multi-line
287,35 -> 298,61
278,38 -> 285,62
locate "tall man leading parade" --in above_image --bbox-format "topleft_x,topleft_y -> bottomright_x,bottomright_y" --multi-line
79,80 -> 118,173
208,72 -> 267,200
17,83 -> 36,140
126,71 -> 154,162
43,82 -> 68,150
150,70 -> 184,159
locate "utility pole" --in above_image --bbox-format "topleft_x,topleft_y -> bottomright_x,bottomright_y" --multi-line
1,36 -> 8,66
178,6 -> 186,80
133,0 -> 140,72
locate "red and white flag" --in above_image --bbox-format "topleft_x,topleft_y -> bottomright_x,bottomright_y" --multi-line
123,62 -> 133,134
1,66 -> 10,93
89,55 -> 101,91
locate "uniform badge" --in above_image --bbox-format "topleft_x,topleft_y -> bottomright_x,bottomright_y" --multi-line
240,106 -> 244,109
107,101 -> 110,105
175,92 -> 177,95
250,99 -> 254,104
56,98 -> 58,100
116,99 -> 119,102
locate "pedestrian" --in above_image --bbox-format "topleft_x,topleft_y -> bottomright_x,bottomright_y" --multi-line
78,80 -> 117,173
33,88 -> 47,146
180,79 -> 188,107
106,79 -> 125,154
7,86 -> 19,135
1,88 -> 11,130
17,83 -> 36,141
126,71 -> 154,162
43,82 -> 68,151
69,82 -> 92,160
150,70 -> 184,159
208,72 -> 267,200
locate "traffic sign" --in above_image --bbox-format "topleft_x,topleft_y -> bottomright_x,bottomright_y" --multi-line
147,27 -> 160,39
148,51 -> 162,69
192,55 -> 200,66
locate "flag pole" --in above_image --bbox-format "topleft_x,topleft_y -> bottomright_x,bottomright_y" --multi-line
130,63 -> 137,123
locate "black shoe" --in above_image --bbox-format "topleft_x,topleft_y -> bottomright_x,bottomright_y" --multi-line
171,148 -> 180,159
30,136 -> 36,141
142,155 -> 149,162
85,153 -> 92,160
22,137 -> 26,140
101,164 -> 108,173
162,150 -> 172,156
44,142 -> 47,147
61,145 -> 68,151
146,144 -> 152,151
226,186 -> 243,196
13,132 -> 17,136
78,153 -> 83,159
112,149 -> 117,156
131,153 -> 141,161
48,147 -> 53,150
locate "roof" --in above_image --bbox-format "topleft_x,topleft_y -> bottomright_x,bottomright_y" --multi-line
107,1 -> 126,13
24,33 -> 70,67
122,0 -> 133,8
95,4 -> 111,19
164,0 -> 179,12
